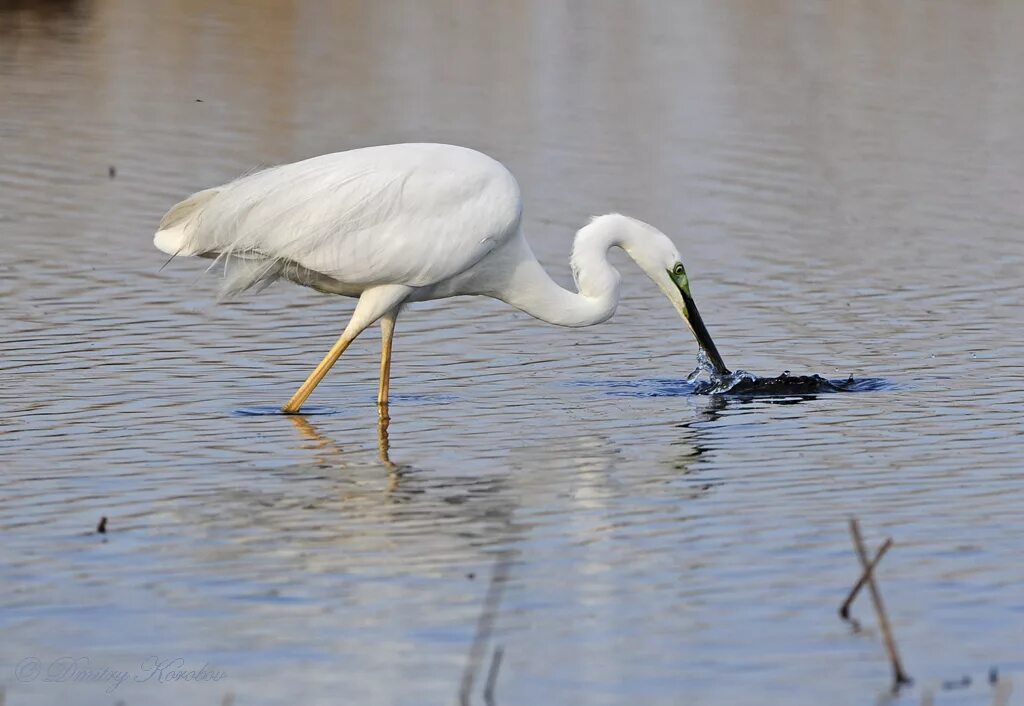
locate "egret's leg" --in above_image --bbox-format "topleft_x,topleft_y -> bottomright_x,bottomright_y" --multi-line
377,308 -> 399,413
281,333 -> 357,414
281,284 -> 413,414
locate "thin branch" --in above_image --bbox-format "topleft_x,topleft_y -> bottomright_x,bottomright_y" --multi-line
483,645 -> 505,706
458,552 -> 512,706
849,518 -> 912,690
840,537 -> 893,621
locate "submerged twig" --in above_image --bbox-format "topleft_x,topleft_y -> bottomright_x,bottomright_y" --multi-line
941,675 -> 971,690
840,537 -> 892,622
483,645 -> 504,706
458,552 -> 512,706
849,518 -> 912,690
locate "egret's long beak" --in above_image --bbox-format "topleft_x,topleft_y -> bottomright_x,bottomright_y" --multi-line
670,270 -> 730,376
680,288 -> 730,375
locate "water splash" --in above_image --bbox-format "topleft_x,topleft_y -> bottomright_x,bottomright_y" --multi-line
686,348 -> 719,383
686,354 -> 890,396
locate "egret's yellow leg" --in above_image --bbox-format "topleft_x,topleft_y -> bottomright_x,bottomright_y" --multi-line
377,309 -> 398,412
280,284 -> 414,415
281,332 -> 356,414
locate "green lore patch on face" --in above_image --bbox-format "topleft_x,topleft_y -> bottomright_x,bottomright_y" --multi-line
668,266 -> 690,297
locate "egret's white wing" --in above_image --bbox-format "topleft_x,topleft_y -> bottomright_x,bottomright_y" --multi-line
165,144 -> 522,296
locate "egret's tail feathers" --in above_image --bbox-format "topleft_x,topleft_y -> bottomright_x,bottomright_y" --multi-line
155,185 -> 288,299
153,188 -> 221,256
214,256 -> 284,300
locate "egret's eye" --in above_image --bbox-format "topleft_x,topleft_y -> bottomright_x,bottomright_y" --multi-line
672,263 -> 685,277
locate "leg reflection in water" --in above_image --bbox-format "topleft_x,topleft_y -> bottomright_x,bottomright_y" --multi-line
287,412 -> 405,492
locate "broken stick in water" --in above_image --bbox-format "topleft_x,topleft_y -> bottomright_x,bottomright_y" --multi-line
849,518 -> 912,690
840,536 -> 893,622
458,551 -> 512,706
483,645 -> 504,706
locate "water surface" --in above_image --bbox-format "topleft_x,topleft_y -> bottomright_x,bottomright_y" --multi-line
2,1 -> 1023,705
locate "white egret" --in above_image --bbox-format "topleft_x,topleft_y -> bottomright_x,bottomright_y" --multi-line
154,143 -> 729,414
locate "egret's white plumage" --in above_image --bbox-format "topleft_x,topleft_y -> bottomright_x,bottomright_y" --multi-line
155,143 -> 728,414
156,144 -> 520,298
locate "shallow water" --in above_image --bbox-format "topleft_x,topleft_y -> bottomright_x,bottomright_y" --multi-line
2,1 -> 1024,705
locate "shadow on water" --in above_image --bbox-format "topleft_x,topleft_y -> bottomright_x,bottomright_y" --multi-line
233,405 -> 344,417
233,394 -> 456,417
0,0 -> 91,68
0,0 -> 87,15
0,0 -> 90,42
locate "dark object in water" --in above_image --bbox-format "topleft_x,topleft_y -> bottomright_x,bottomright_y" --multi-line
723,373 -> 855,395
692,371 -> 864,396
108,165 -> 116,179
96,516 -> 107,534
570,373 -> 890,399
941,675 -> 971,690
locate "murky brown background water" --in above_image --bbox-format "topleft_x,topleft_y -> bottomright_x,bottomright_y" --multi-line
2,1 -> 1023,704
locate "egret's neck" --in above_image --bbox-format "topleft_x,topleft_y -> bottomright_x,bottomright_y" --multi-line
488,218 -> 635,328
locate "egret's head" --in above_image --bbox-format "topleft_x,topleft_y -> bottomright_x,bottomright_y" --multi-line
613,216 -> 731,375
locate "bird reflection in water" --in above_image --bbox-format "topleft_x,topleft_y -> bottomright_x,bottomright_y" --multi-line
285,411 -> 521,556
287,412 -> 406,492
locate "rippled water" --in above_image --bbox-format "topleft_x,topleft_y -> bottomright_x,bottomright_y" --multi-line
2,1 -> 1023,705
